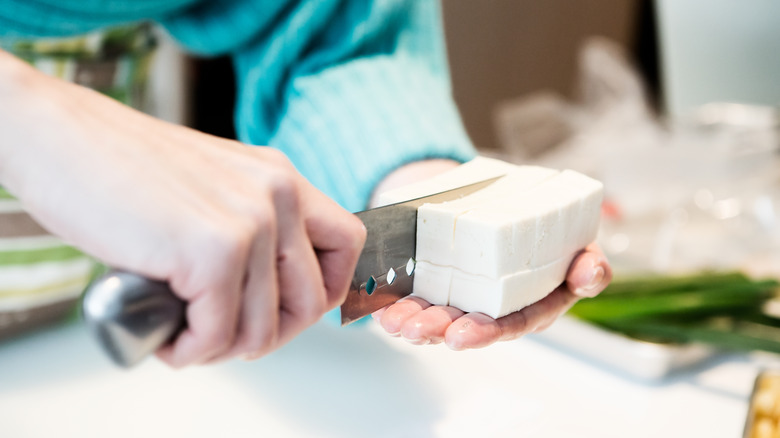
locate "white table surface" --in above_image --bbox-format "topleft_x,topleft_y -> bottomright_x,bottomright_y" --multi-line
1,318 -> 775,438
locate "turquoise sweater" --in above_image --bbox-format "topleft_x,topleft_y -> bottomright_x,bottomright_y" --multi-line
0,0 -> 477,212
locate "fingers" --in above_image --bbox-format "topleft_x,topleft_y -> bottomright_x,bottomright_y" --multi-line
375,297 -> 466,346
497,286 -> 579,338
445,287 -> 579,350
376,288 -> 581,351
211,218 -> 280,362
443,313 -> 501,351
375,244 -> 613,351
156,224 -> 248,368
402,305 -> 465,345
207,156 -> 365,362
272,180 -> 329,346
300,186 -> 366,310
155,298 -> 232,368
213,169 -> 333,361
375,297 -> 431,335
566,243 -> 612,298
158,154 -> 354,365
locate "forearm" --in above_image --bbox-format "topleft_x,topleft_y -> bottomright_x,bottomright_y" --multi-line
0,48 -> 29,93
0,49 -> 63,195
0,51 -> 34,193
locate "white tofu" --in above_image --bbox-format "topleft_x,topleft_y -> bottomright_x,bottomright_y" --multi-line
416,165 -> 559,269
413,256 -> 573,319
446,169 -> 602,278
448,256 -> 572,319
409,261 -> 451,306
376,156 -> 603,319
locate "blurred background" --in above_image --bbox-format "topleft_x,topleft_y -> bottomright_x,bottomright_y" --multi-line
179,0 -> 780,276
3,1 -> 780,437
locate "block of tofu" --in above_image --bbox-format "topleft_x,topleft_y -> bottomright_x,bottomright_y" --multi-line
412,257 -> 572,320
448,255 -> 572,318
376,157 -> 603,319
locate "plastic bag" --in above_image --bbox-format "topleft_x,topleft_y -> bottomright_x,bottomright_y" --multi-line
493,37 -> 780,275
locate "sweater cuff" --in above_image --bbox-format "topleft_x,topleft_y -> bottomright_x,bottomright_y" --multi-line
266,57 -> 477,213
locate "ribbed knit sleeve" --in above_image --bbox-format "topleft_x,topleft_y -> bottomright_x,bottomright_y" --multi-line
0,0 -> 195,37
165,0 -> 477,211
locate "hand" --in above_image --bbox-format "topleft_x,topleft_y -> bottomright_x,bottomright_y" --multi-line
373,244 -> 611,349
369,159 -> 612,349
0,51 -> 366,367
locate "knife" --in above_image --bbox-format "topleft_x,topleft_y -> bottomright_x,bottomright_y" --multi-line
81,176 -> 500,368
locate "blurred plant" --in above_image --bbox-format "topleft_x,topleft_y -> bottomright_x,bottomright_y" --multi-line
569,272 -> 780,354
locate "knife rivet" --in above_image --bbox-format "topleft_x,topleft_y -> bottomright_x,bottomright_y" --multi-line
406,258 -> 416,276
366,276 -> 377,295
387,268 -> 397,284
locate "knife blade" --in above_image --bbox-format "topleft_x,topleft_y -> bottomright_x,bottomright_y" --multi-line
340,176 -> 502,325
81,176 -> 501,367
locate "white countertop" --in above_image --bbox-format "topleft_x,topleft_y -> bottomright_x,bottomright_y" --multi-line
1,318 -> 774,438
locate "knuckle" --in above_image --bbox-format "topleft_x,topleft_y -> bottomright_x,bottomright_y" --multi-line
334,213 -> 367,249
202,223 -> 252,264
327,280 -> 349,307
253,148 -> 297,175
267,172 -> 299,206
174,221 -> 254,300
500,311 -> 529,341
180,224 -> 253,293
240,326 -> 278,357
291,287 -> 328,324
325,213 -> 367,253
515,311 -> 531,334
200,327 -> 234,356
260,147 -> 293,167
292,306 -> 320,327
350,215 -> 368,247
244,205 -> 276,235
276,242 -> 294,265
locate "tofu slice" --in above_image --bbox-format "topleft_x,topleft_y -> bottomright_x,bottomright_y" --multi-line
448,255 -> 572,319
412,255 -> 572,319
415,165 -> 559,270
376,157 -> 603,318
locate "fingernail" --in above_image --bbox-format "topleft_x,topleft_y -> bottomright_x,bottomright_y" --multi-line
445,338 -> 465,351
575,266 -> 605,297
404,337 -> 430,346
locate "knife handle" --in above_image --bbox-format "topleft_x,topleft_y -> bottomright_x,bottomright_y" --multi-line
81,269 -> 185,368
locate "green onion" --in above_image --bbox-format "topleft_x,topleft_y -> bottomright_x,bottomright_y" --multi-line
595,271 -> 751,296
600,316 -> 780,354
568,271 -> 780,354
569,279 -> 775,323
